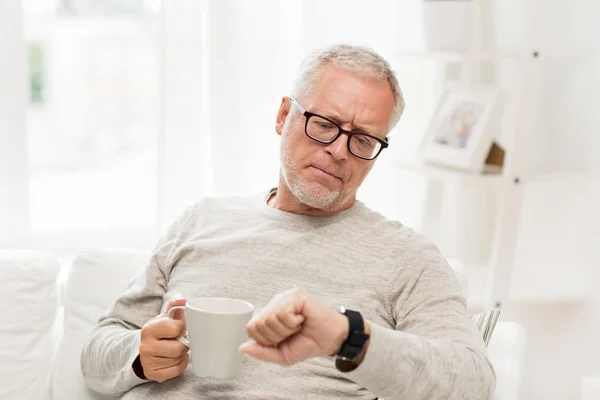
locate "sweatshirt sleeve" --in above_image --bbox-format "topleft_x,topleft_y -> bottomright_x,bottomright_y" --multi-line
80,204 -> 198,396
342,234 -> 496,400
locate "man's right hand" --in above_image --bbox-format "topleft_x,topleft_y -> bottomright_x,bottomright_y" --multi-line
138,297 -> 190,382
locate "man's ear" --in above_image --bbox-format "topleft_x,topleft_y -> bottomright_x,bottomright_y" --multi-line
275,97 -> 291,136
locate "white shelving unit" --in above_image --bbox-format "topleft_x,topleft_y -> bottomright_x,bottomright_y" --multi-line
396,158 -> 502,184
509,267 -> 589,306
394,48 -> 591,309
396,49 -> 596,62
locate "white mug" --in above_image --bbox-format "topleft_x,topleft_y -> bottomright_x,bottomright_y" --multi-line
167,297 -> 254,379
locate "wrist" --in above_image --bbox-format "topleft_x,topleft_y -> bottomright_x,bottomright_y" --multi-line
132,355 -> 146,380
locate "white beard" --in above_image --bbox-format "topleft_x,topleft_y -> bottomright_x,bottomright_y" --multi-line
279,120 -> 355,211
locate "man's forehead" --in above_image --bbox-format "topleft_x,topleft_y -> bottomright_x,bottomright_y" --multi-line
306,94 -> 386,137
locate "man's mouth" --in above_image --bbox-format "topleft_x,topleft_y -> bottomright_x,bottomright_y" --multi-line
312,166 -> 343,182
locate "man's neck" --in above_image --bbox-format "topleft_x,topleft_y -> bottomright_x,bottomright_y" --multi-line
268,184 -> 355,217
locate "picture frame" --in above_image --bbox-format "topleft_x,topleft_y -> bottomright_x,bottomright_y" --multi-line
420,83 -> 501,173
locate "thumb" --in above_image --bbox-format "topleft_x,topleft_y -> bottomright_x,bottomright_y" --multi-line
239,341 -> 281,364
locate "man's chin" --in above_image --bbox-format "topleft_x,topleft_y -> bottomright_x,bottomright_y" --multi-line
293,182 -> 340,210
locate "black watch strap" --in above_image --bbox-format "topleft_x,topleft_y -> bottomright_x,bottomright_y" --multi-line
336,307 -> 369,362
132,354 -> 147,380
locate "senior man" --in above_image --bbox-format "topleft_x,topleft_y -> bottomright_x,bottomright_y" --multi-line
81,44 -> 495,400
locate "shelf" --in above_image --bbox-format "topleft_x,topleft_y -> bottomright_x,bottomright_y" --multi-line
511,294 -> 588,307
396,50 -> 526,62
395,159 -> 595,185
464,264 -> 588,310
508,269 -> 588,306
396,49 -> 600,62
395,158 -> 503,184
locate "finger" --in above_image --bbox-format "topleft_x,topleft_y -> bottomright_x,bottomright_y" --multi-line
150,353 -> 189,383
163,297 -> 188,319
264,313 -> 300,342
246,320 -> 272,347
265,314 -> 290,338
171,308 -> 186,321
152,339 -> 189,358
239,341 -> 293,366
165,296 -> 187,310
150,317 -> 186,340
151,353 -> 188,367
276,308 -> 305,330
253,318 -> 285,346
144,353 -> 188,381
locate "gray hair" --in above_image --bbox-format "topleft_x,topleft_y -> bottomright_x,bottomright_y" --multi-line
290,44 -> 405,133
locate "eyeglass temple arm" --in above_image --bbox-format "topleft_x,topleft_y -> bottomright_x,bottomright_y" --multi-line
289,97 -> 306,114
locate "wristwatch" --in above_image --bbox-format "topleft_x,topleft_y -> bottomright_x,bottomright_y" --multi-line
334,306 -> 370,363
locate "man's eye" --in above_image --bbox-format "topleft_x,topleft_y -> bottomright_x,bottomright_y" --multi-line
356,136 -> 374,148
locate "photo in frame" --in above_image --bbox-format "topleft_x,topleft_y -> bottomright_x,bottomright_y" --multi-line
420,84 -> 501,173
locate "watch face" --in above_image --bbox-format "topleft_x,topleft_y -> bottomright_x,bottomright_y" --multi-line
338,348 -> 361,362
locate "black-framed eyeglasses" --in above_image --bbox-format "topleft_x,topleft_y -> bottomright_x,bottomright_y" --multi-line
289,97 -> 389,160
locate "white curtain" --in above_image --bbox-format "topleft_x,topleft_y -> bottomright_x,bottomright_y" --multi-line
164,0 -> 436,227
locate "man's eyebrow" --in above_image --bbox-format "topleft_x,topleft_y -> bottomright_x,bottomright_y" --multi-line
321,112 -> 381,137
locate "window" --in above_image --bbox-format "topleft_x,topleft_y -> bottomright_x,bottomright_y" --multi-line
2,0 -> 431,249
24,0 -> 162,233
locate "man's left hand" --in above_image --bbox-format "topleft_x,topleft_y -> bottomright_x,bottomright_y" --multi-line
239,289 -> 356,366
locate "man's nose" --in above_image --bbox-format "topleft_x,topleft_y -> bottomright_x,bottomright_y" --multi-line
324,134 -> 349,161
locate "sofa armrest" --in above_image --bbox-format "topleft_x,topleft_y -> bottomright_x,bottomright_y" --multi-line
487,321 -> 526,400
0,250 -> 61,400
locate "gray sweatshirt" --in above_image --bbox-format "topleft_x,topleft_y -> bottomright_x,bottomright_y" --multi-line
81,191 -> 495,400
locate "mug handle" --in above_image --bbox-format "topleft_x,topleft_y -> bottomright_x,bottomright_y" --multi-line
166,306 -> 190,347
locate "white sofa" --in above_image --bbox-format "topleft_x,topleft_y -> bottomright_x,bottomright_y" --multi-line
0,249 -> 525,400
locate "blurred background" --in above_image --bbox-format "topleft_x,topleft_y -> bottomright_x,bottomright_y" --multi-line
1,0 -> 599,399
1,0 -> 436,246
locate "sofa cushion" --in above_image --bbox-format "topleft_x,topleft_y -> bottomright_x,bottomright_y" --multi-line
52,249 -> 148,400
62,249 -> 149,333
0,251 -> 60,400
